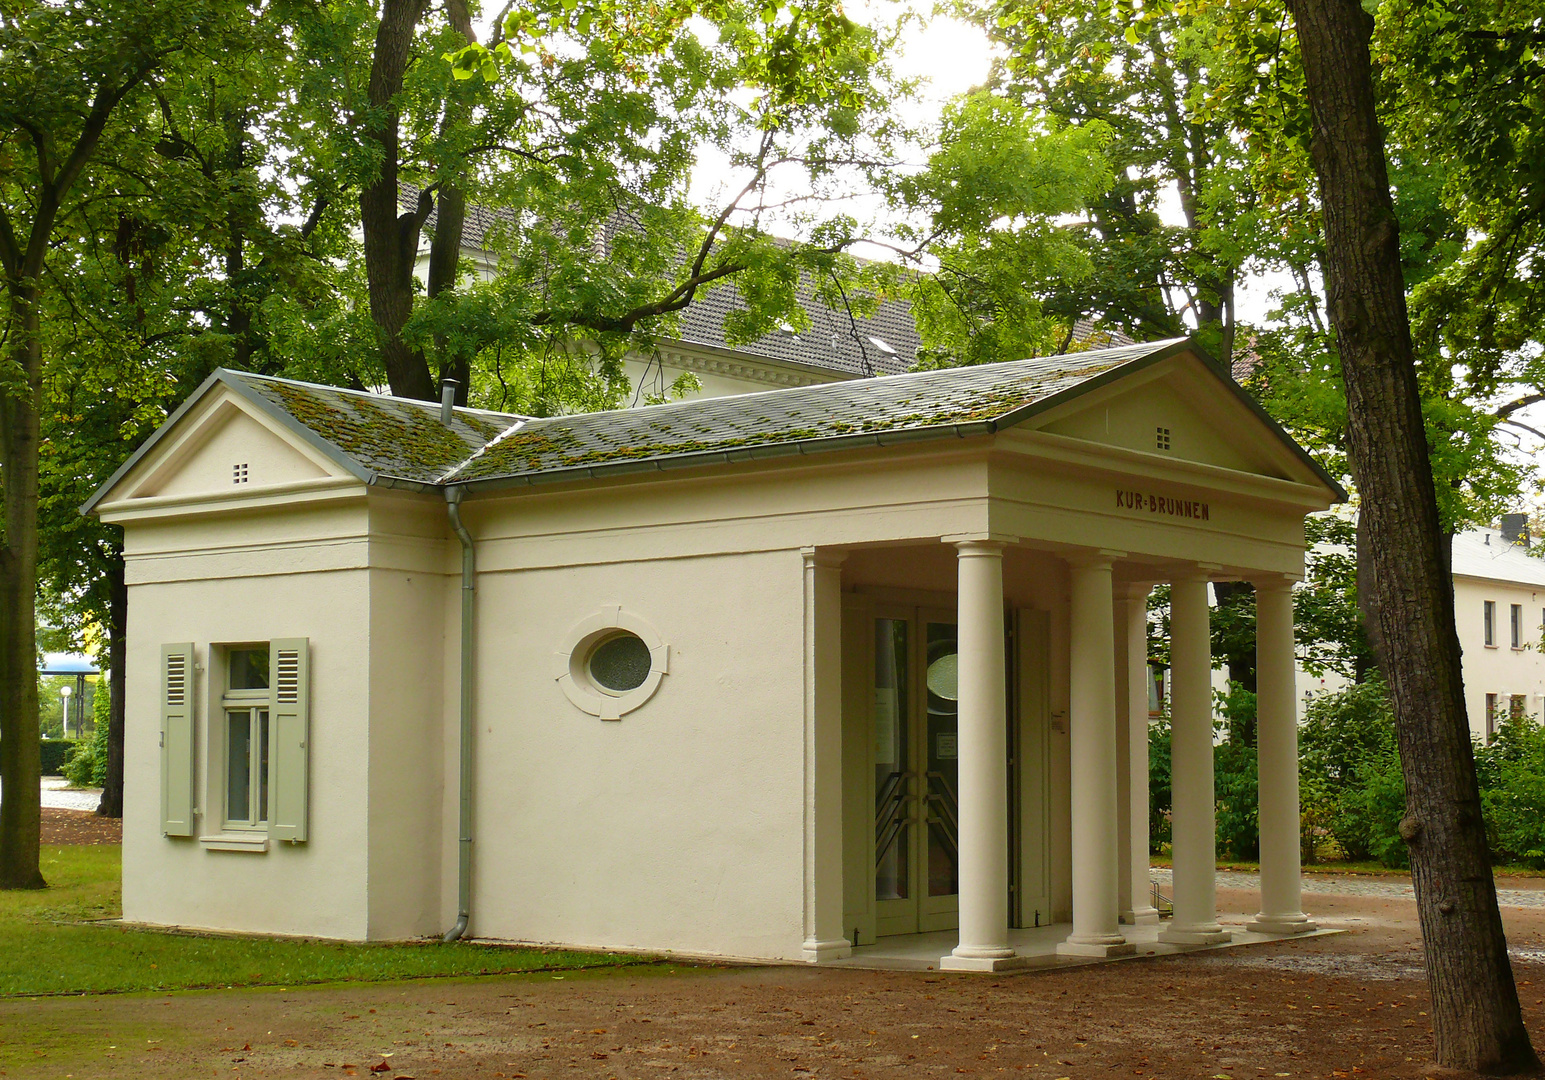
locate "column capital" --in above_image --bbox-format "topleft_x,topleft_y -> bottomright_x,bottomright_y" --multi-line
1250,573 -> 1301,593
1067,548 -> 1126,570
943,531 -> 1018,548
1114,580 -> 1155,600
801,547 -> 847,570
1170,563 -> 1221,584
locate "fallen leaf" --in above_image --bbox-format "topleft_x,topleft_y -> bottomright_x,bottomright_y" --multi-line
370,1063 -> 392,1074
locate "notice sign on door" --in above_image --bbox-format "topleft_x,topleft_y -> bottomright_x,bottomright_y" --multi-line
936,732 -> 958,759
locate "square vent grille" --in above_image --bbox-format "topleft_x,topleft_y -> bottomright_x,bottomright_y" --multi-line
1156,427 -> 1171,451
233,463 -> 249,484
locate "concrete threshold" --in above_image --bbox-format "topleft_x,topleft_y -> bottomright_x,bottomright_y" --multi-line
824,920 -> 1342,973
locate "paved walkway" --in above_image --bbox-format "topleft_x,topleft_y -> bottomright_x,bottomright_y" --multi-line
1154,867 -> 1545,909
0,777 -> 103,812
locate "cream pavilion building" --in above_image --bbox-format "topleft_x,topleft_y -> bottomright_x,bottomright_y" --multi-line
86,338 -> 1342,968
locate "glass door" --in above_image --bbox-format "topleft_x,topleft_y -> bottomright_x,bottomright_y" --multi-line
873,607 -> 960,936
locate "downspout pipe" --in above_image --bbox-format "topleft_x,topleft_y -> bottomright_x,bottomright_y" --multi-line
443,484 -> 476,942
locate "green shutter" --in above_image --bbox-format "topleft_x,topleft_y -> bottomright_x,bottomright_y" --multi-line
269,638 -> 310,842
161,643 -> 196,837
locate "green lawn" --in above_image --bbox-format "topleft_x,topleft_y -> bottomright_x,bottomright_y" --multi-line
2,846 -> 646,997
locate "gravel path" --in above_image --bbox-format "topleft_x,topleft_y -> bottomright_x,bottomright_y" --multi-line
0,777 -> 104,812
1153,866 -> 1545,908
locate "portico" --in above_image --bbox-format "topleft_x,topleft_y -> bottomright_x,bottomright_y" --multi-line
824,529 -> 1323,971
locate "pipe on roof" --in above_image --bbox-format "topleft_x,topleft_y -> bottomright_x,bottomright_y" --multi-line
442,485 -> 477,943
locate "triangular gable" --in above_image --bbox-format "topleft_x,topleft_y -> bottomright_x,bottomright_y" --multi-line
82,372 -> 372,515
996,344 -> 1345,499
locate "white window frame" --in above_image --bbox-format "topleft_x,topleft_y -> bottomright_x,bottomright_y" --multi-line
218,644 -> 273,834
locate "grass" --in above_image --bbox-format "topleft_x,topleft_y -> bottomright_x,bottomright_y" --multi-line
1,845 -> 647,997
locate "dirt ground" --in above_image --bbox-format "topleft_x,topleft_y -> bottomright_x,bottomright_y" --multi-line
9,883 -> 1545,1080
39,807 -> 121,846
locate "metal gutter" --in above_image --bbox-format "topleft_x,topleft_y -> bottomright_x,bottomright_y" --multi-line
443,484 -> 477,942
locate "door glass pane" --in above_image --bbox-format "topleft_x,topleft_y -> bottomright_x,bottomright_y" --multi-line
925,622 -> 960,897
874,618 -> 909,902
227,709 -> 252,823
257,709 -> 270,823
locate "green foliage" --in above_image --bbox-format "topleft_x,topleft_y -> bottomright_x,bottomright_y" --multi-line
1214,738 -> 1259,861
1298,677 -> 1405,866
61,680 -> 108,789
38,740 -> 80,778
1476,715 -> 1545,869
1148,715 -> 1172,851
0,846 -> 645,997
1295,514 -> 1375,680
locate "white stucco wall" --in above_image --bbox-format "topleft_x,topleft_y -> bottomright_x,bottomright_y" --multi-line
466,547 -> 808,959
122,566 -> 375,938
1455,575 -> 1545,738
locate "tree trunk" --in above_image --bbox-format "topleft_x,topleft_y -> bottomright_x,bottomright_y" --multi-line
96,558 -> 127,819
428,181 -> 470,404
359,0 -> 436,402
0,286 -> 46,889
1287,0 -> 1539,1070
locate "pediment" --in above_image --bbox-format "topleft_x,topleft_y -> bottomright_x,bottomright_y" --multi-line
111,389 -> 346,503
1019,351 -> 1318,486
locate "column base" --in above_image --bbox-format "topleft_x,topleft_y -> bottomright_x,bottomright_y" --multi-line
940,951 -> 1032,972
801,938 -> 853,962
1057,937 -> 1137,958
1246,913 -> 1318,935
1159,923 -> 1231,945
1120,907 -> 1161,926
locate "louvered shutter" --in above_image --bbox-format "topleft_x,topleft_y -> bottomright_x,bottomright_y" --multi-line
269,638 -> 310,842
161,643 -> 196,836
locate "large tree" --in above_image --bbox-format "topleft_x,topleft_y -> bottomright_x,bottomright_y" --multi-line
1285,0 -> 1538,1069
0,0 -> 246,888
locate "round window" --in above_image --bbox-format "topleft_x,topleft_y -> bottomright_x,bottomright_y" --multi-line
588,632 -> 653,694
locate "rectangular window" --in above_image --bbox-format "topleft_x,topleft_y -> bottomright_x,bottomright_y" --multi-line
1511,694 -> 1528,722
1512,604 -> 1524,649
1486,693 -> 1498,742
222,645 -> 272,830
1485,601 -> 1497,646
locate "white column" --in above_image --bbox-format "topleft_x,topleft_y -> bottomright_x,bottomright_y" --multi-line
1058,558 -> 1136,958
1160,573 -> 1230,944
1117,583 -> 1159,925
1248,579 -> 1317,935
942,539 -> 1020,971
802,548 -> 851,961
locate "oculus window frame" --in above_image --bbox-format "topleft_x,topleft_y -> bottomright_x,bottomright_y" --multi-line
555,606 -> 670,720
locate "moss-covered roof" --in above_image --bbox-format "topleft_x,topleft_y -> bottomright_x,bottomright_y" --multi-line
212,340 -> 1189,490
237,376 -> 526,485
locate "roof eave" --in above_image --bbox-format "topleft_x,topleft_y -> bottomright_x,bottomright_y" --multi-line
445,419 -> 998,495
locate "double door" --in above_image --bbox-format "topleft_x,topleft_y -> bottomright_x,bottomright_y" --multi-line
873,607 -> 961,936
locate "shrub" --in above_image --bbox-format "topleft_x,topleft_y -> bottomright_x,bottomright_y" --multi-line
1148,715 -> 1171,851
1213,685 -> 1259,859
39,738 -> 80,777
1298,677 -> 1406,866
1475,715 -> 1545,868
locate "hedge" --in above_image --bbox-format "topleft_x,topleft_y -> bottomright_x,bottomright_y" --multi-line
40,738 -> 81,777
